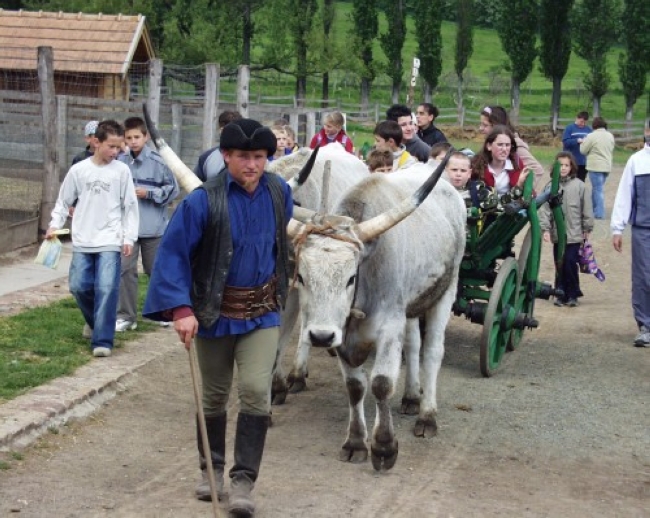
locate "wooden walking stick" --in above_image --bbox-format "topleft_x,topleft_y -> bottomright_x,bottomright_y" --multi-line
188,339 -> 225,518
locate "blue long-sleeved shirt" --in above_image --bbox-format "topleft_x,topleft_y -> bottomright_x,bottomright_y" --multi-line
143,172 -> 293,337
562,123 -> 592,166
119,145 -> 179,237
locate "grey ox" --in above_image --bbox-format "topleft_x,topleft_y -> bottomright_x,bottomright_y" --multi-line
266,143 -> 369,403
286,157 -> 466,470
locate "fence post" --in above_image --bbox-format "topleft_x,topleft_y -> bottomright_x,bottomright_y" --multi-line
289,113 -> 300,146
203,63 -> 219,150
56,95 -> 67,174
237,65 -> 250,117
171,101 -> 183,156
147,58 -> 163,125
306,112 -> 316,144
37,46 -> 59,238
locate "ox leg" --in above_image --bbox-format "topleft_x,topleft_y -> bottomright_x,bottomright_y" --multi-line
415,287 -> 454,438
369,323 -> 404,471
336,353 -> 369,463
287,333 -> 311,394
272,290 -> 299,405
400,318 -> 421,415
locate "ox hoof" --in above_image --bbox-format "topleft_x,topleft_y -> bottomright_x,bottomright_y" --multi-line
413,417 -> 438,438
339,442 -> 368,463
288,379 -> 307,394
370,440 -> 399,471
271,390 -> 287,405
399,397 -> 420,415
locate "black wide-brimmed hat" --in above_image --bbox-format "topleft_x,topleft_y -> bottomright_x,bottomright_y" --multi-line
220,118 -> 277,157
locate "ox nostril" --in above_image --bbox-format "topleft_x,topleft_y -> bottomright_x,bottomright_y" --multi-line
308,330 -> 335,347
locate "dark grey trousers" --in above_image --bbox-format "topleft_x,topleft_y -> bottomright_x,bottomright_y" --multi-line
632,226 -> 650,329
117,236 -> 161,322
195,327 -> 279,417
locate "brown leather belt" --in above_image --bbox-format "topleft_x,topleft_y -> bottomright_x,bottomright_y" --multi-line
220,276 -> 278,320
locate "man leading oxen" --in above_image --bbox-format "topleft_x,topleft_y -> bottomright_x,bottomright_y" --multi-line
143,108 -> 466,474
286,157 -> 466,469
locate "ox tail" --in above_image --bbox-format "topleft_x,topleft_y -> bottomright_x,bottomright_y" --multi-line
142,103 -> 202,193
353,149 -> 453,243
287,144 -> 320,191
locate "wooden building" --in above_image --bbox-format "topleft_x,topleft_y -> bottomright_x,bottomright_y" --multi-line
0,9 -> 155,100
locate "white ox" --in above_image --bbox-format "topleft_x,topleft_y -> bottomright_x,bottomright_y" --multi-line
287,160 -> 466,470
266,143 -> 369,402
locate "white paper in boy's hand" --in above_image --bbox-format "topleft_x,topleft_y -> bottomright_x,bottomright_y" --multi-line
34,229 -> 69,269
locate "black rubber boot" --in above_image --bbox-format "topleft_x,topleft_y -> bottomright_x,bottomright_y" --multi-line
228,413 -> 270,517
195,413 -> 227,502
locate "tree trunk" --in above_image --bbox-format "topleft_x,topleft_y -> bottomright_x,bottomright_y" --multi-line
322,72 -> 329,109
625,102 -> 634,137
242,4 -> 252,65
456,73 -> 464,127
360,79 -> 371,110
423,83 -> 432,103
592,96 -> 601,117
510,79 -> 521,126
550,76 -> 562,134
296,76 -> 307,108
391,82 -> 400,104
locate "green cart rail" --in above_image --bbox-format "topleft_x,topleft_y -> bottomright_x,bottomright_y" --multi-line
452,162 -> 567,377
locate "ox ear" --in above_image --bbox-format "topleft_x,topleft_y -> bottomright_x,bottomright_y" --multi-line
287,144 -> 320,191
143,103 -> 202,193
353,149 -> 452,242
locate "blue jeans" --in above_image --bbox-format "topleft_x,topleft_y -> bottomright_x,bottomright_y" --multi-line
69,251 -> 121,350
589,172 -> 608,219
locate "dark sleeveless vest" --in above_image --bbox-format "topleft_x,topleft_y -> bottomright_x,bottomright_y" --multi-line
190,171 -> 290,329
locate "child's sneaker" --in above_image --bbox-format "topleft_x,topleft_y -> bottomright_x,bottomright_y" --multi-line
82,324 -> 93,339
634,326 -> 650,348
93,347 -> 112,357
115,319 -> 137,332
553,299 -> 565,307
566,299 -> 579,307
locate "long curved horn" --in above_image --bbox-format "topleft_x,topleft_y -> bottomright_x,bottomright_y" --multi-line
293,206 -> 317,222
143,103 -> 202,193
287,144 -> 320,191
353,148 -> 453,243
286,218 -> 305,239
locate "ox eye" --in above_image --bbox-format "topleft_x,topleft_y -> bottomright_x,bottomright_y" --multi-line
296,273 -> 304,285
346,275 -> 356,288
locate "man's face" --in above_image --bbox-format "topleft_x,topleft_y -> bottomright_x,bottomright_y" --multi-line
396,115 -> 416,142
576,117 -> 587,128
124,128 -> 148,154
223,149 -> 268,193
445,157 -> 472,188
415,105 -> 433,129
94,134 -> 124,165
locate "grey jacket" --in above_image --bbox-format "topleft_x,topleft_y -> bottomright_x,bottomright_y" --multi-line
119,145 -> 179,237
539,176 -> 594,244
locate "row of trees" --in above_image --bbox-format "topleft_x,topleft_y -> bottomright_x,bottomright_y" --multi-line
5,0 -> 650,128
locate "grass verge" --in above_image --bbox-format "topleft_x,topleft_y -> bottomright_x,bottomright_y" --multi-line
0,276 -> 155,403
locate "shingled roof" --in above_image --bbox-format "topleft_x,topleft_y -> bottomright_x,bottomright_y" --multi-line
0,9 -> 155,76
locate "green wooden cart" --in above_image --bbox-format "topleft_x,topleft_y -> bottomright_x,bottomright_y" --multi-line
452,162 -> 567,377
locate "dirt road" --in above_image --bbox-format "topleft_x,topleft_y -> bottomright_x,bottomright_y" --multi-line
1,168 -> 649,518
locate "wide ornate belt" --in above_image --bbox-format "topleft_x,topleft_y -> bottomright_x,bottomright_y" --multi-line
220,276 -> 277,320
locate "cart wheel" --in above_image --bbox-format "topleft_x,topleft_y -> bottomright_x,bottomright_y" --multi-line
508,228 -> 539,351
480,257 -> 518,377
